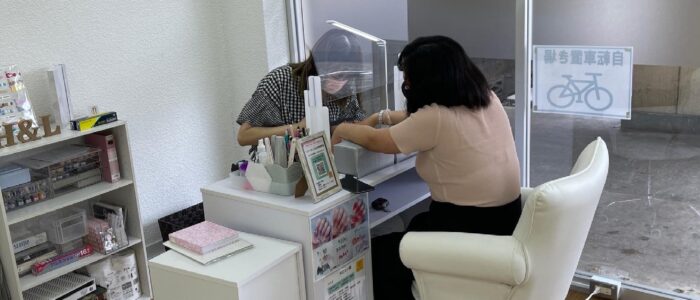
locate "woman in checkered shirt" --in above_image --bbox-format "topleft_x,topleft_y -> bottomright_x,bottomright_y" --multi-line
236,29 -> 369,146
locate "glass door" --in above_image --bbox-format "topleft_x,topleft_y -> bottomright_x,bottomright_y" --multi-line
530,0 -> 700,297
288,0 -> 700,297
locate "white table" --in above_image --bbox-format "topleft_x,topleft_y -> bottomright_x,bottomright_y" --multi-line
202,157 -> 430,300
148,232 -> 305,300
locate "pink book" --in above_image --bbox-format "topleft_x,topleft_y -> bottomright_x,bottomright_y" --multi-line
169,221 -> 239,255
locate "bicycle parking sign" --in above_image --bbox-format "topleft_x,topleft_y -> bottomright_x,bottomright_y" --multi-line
534,46 -> 633,119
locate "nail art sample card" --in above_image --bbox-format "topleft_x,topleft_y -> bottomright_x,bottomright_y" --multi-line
310,195 -> 369,281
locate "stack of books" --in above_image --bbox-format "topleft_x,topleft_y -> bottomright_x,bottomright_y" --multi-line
11,231 -> 57,277
165,221 -> 252,265
169,221 -> 239,255
15,243 -> 58,277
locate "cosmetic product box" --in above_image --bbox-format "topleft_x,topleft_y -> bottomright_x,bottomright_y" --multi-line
84,132 -> 120,183
0,163 -> 30,189
70,112 -> 117,131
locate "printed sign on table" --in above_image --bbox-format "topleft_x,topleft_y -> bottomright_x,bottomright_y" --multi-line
534,46 -> 633,119
311,195 -> 369,281
324,257 -> 366,300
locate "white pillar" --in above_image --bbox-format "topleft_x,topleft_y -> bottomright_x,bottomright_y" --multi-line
515,0 -> 533,187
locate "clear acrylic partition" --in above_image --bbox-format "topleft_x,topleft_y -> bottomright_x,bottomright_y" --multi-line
532,0 -> 700,295
312,22 -> 388,125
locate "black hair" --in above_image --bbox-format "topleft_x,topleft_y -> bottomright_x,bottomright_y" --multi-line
290,29 -> 362,94
398,36 -> 491,115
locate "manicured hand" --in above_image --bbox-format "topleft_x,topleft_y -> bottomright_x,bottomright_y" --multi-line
332,207 -> 349,238
312,217 -> 331,248
351,200 -> 366,227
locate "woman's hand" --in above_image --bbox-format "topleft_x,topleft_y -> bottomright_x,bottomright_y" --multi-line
329,122 -> 401,154
295,118 -> 306,130
237,120 -> 307,146
356,113 -> 379,127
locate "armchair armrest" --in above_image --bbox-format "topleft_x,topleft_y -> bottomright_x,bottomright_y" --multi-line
521,187 -> 535,205
399,232 -> 527,286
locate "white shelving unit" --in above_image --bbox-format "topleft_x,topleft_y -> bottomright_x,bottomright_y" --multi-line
0,121 -> 152,300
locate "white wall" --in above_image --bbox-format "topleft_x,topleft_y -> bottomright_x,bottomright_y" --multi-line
302,0 -> 408,47
263,0 -> 291,70
408,0 -> 700,66
533,0 -> 700,66
1,1 -> 280,245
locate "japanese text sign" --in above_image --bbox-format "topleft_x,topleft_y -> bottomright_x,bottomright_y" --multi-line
534,46 -> 633,119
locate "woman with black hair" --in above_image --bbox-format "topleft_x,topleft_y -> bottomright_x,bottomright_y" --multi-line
236,29 -> 368,146
331,36 -> 521,299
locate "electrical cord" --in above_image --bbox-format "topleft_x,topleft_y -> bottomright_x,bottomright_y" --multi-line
585,286 -> 602,300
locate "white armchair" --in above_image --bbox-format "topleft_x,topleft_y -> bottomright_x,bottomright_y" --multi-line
400,137 -> 609,300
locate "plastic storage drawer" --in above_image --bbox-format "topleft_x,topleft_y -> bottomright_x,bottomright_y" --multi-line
42,208 -> 88,244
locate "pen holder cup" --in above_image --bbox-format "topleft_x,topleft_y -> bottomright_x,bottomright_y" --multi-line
245,162 -> 303,196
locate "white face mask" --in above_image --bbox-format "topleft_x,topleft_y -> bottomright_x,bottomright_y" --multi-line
322,77 -> 349,95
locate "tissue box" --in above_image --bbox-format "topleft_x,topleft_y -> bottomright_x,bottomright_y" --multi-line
333,141 -> 394,178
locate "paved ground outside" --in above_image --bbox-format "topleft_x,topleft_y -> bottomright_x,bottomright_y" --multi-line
521,111 -> 700,297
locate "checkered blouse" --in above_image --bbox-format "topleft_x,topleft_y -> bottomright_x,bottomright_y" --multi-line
236,65 -> 366,127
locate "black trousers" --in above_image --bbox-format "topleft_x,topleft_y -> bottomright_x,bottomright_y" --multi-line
371,196 -> 522,300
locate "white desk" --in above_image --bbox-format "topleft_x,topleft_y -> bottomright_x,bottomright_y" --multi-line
201,157 -> 430,300
367,167 -> 430,228
148,232 -> 305,300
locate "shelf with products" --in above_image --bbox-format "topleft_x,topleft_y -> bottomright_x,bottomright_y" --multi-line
7,180 -> 133,225
0,121 -> 126,159
20,236 -> 141,291
0,121 -> 151,300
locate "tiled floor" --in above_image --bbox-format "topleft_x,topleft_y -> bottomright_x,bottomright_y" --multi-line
526,112 -> 700,296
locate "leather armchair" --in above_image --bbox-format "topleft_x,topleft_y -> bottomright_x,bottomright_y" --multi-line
400,137 -> 609,300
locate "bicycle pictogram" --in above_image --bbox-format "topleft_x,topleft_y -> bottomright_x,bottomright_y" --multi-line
546,73 -> 613,111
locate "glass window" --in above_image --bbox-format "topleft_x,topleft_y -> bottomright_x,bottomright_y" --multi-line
408,1 -> 517,109
532,0 -> 700,295
292,0 -> 699,296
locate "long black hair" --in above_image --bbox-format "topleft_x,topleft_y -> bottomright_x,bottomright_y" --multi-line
398,36 -> 491,115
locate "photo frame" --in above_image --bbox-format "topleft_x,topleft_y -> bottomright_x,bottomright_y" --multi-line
296,131 -> 342,202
